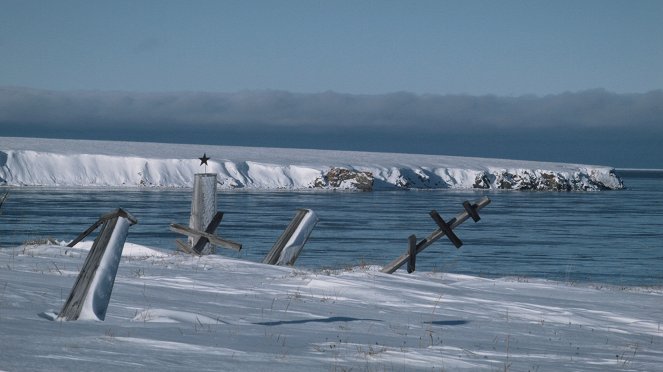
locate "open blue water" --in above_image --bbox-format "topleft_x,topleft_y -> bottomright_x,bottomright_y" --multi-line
1,173 -> 661,286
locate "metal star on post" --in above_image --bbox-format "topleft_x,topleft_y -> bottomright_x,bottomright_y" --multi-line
199,153 -> 210,173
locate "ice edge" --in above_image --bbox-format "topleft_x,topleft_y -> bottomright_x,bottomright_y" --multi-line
0,148 -> 623,191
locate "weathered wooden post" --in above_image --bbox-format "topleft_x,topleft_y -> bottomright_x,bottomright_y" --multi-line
189,172 -> 218,252
263,209 -> 319,266
407,234 -> 417,273
171,154 -> 242,255
59,208 -> 138,321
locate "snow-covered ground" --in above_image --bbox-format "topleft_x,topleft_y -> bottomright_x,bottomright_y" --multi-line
0,137 -> 623,191
1,242 -> 661,371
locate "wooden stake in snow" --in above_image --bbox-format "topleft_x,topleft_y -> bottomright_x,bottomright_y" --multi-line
381,196 -> 491,274
59,208 -> 138,321
263,209 -> 319,266
171,156 -> 242,255
407,234 -> 417,274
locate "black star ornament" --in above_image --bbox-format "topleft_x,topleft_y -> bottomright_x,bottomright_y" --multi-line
199,153 -> 210,166
198,153 -> 211,173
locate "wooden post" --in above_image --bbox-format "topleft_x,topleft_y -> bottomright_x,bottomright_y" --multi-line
189,173 -> 217,252
381,196 -> 491,274
263,209 -> 318,266
407,234 -> 417,273
58,208 -> 138,321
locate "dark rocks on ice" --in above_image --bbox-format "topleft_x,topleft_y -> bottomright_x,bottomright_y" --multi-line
313,168 -> 374,191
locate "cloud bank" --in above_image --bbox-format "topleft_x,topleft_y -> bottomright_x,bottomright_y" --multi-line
2,87 -> 661,129
1,87 -> 662,168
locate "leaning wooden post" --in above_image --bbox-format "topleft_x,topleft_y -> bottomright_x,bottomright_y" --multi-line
189,173 -> 218,252
263,209 -> 319,266
58,208 -> 138,321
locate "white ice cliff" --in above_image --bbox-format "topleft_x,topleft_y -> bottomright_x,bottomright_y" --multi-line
0,137 -> 623,191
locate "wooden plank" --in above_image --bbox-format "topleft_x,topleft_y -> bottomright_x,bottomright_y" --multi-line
463,201 -> 481,222
407,234 -> 417,274
98,209 -> 121,222
190,238 -> 210,255
175,239 -> 195,254
191,212 -> 224,254
115,208 -> 138,225
380,196 -> 491,274
429,211 -> 463,248
263,209 -> 309,265
67,208 -> 137,248
67,218 -> 105,247
169,223 -> 242,251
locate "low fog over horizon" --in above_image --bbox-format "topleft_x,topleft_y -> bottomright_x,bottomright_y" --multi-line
2,86 -> 662,168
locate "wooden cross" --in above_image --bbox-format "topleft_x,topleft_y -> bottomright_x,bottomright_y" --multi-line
381,196 -> 491,274
170,211 -> 242,255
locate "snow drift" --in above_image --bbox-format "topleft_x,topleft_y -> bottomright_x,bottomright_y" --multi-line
1,243 -> 661,371
0,137 -> 623,191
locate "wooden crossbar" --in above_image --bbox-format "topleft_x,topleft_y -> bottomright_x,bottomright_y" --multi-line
463,201 -> 481,222
170,223 -> 242,252
67,208 -> 137,248
175,239 -> 194,254
191,212 -> 225,254
67,219 -> 105,247
429,211 -> 463,248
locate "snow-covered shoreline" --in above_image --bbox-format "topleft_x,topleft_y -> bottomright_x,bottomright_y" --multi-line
0,137 -> 623,191
1,242 -> 661,371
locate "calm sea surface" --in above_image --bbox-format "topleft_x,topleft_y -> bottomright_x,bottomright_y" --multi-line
1,173 -> 661,286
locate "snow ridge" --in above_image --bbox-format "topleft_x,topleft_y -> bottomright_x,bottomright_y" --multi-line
0,138 -> 623,191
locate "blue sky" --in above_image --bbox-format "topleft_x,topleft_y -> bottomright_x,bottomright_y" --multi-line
1,1 -> 662,167
2,0 -> 662,95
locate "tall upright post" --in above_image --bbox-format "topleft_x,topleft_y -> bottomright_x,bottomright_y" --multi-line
189,173 -> 218,251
